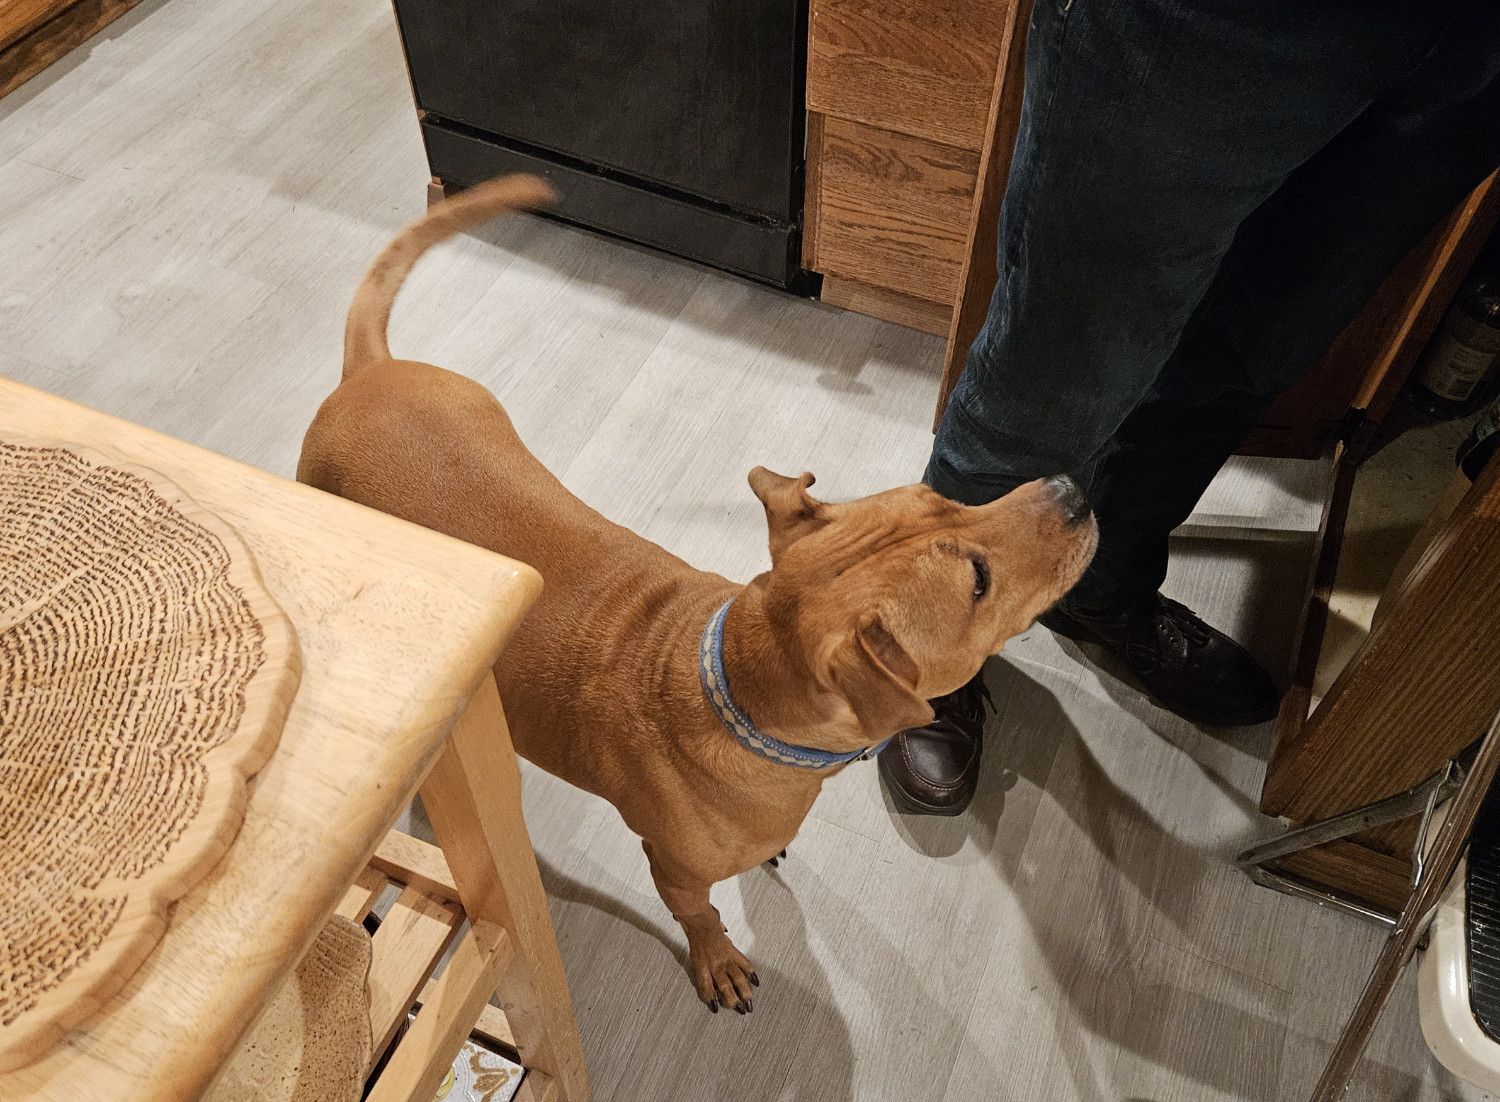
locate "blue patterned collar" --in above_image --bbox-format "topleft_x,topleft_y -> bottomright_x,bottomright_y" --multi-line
698,599 -> 889,770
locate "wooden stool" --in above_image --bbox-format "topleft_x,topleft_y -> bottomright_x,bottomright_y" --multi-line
0,378 -> 589,1102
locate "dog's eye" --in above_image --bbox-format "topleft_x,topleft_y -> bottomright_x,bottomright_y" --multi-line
971,555 -> 990,601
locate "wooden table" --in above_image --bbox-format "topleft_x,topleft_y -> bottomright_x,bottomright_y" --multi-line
0,378 -> 589,1102
1254,448 -> 1500,917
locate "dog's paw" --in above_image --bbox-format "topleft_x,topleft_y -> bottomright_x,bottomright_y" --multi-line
690,934 -> 760,1015
763,848 -> 788,870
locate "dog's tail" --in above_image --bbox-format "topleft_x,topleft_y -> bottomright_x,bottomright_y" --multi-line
342,174 -> 557,378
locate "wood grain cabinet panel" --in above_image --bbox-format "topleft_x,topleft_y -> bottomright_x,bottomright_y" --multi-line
809,115 -> 979,308
807,0 -> 1011,151
803,0 -> 1018,332
1,0 -> 149,98
1,0 -> 73,50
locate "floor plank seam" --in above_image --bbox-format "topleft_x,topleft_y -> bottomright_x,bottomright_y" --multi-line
13,155 -> 84,182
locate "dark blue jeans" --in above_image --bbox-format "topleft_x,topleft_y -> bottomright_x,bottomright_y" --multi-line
928,0 -> 1500,613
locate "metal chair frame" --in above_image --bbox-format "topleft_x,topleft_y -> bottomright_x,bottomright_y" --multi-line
1236,706 -> 1500,1101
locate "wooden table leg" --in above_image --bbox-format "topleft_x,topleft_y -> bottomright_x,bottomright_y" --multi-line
418,673 -> 590,1102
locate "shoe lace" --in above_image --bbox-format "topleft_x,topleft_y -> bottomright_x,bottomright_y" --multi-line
1159,599 -> 1212,646
1126,598 -> 1210,671
945,676 -> 993,729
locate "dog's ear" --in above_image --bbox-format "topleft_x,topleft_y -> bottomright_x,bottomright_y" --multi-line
748,467 -> 829,559
824,617 -> 934,741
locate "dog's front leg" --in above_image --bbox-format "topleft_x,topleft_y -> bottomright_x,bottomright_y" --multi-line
643,839 -> 759,1014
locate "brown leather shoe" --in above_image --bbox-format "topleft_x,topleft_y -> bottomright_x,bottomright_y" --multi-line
877,673 -> 992,816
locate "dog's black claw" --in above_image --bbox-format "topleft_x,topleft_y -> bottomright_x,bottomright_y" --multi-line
735,1004 -> 746,1015
779,849 -> 787,859
750,972 -> 760,987
746,999 -> 754,1013
708,1000 -> 718,1014
766,856 -> 779,868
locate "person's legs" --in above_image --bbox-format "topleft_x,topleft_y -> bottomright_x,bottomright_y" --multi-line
1071,6 -> 1500,612
927,0 -> 1450,508
885,0 -> 1500,811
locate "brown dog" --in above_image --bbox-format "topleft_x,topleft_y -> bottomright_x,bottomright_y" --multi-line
298,176 -> 1097,1014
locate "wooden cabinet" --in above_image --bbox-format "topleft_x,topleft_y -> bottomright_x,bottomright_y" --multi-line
0,0 -> 147,98
802,0 -> 1018,337
807,116 -> 978,313
806,0 -> 1009,149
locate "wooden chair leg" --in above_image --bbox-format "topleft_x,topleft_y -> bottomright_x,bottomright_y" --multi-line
418,673 -> 591,1102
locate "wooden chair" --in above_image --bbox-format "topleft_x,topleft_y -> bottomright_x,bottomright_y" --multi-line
1304,706 -> 1500,1101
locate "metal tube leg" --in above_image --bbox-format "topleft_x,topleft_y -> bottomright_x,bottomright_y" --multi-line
1309,919 -> 1433,1101
1236,766 -> 1465,928
1309,707 -> 1500,1102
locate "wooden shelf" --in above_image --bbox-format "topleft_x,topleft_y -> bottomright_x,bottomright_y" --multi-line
347,829 -> 560,1102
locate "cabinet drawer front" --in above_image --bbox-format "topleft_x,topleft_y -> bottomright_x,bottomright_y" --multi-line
808,0 -> 1010,151
810,115 -> 978,306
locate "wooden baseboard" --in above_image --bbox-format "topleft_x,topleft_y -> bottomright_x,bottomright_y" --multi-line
0,0 -> 148,99
426,175 -> 461,208
820,274 -> 952,337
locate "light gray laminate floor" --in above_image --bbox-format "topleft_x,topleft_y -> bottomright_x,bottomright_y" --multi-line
0,1 -> 1486,1098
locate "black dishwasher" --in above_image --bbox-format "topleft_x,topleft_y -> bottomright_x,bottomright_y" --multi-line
392,0 -> 812,290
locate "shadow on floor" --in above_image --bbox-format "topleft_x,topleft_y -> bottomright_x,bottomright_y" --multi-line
535,853 -> 859,1102
889,651 -> 1429,1102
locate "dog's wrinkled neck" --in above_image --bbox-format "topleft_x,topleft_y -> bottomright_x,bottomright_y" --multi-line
716,579 -> 869,756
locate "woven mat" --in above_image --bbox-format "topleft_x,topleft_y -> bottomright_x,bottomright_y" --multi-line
205,915 -> 374,1102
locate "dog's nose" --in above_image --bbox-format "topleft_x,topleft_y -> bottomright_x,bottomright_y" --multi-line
1043,473 -> 1091,527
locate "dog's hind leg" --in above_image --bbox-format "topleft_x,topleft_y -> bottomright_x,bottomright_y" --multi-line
643,840 -> 759,1014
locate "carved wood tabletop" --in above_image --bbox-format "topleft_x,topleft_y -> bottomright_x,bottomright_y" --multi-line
0,438 -> 301,1071
0,377 -> 542,1102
